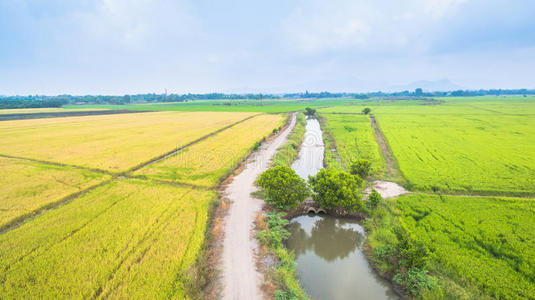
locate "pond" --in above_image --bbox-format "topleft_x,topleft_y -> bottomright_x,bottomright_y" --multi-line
286,215 -> 399,300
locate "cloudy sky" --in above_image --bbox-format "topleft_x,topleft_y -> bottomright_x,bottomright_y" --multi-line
1,0 -> 534,95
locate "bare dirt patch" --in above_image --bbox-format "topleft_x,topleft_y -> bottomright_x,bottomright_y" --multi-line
365,180 -> 409,199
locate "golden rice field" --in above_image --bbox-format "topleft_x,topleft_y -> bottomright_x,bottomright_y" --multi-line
0,111 -> 255,172
0,156 -> 110,229
135,114 -> 284,187
0,179 -> 215,298
0,111 -> 284,298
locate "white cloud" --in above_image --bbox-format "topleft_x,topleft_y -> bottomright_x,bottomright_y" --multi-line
75,0 -> 201,49
281,0 -> 468,54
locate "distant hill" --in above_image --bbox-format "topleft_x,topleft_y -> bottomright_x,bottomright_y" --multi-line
386,79 -> 465,92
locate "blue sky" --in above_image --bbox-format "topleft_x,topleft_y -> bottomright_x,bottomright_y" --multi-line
1,0 -> 534,95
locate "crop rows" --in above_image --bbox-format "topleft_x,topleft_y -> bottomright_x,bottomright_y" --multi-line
0,111 -> 284,298
0,111 -> 255,172
320,114 -> 385,176
136,114 -> 284,187
376,111 -> 535,194
0,156 -> 110,229
395,194 -> 535,299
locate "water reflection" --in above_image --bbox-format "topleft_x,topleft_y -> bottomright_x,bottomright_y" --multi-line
287,215 -> 399,300
287,217 -> 363,262
292,117 -> 324,180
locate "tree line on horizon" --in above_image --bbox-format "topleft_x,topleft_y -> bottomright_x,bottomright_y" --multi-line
1,88 -> 534,109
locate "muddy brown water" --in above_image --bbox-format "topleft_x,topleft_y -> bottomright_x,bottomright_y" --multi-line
288,117 -> 398,300
287,215 -> 399,300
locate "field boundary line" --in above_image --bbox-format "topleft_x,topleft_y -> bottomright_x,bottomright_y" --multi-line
125,175 -> 215,191
0,113 -> 261,177
415,191 -> 535,199
369,114 -> 405,183
0,113 -> 262,235
320,112 -> 364,115
125,113 -> 262,174
0,178 -> 113,234
0,153 -> 115,176
0,109 -> 151,121
0,182 -> 139,282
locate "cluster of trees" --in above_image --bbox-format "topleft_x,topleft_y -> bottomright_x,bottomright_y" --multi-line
365,88 -> 535,98
0,97 -> 67,109
257,159 -> 381,213
3,88 -> 533,109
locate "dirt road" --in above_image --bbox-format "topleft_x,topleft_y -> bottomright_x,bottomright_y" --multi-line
221,113 -> 296,300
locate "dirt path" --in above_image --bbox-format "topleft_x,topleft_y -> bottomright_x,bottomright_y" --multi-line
221,113 -> 296,300
369,114 -> 404,181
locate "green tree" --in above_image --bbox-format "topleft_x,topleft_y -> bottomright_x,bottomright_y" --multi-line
258,166 -> 309,210
362,107 -> 371,114
415,88 -> 423,95
304,107 -> 316,116
309,169 -> 363,211
350,159 -> 372,178
368,189 -> 382,209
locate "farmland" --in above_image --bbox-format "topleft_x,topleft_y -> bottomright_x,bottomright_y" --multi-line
0,179 -> 215,298
135,114 -> 285,187
320,114 -> 386,177
63,98 -> 359,113
0,111 -> 284,298
0,156 -> 110,230
367,194 -> 535,299
0,111 -> 255,172
316,96 -> 535,298
318,97 -> 535,195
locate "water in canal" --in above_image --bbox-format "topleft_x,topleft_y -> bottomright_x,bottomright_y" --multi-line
288,117 -> 398,300
291,117 -> 324,180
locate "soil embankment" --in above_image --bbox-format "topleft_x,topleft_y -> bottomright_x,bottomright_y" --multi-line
369,114 -> 404,182
221,113 -> 296,300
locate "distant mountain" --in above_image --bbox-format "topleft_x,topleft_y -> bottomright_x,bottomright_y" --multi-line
386,79 -> 465,93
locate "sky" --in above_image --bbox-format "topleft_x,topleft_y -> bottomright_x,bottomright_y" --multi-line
1,0 -> 534,95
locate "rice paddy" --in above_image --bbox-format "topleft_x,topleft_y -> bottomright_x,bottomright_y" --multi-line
0,110 -> 283,298
0,111 -> 255,172
135,114 -> 284,187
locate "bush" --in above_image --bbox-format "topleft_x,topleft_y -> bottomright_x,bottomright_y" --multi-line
362,107 -> 371,114
395,225 -> 429,270
368,189 -> 382,209
309,169 -> 363,211
350,159 -> 372,179
258,166 -> 309,210
394,267 -> 438,297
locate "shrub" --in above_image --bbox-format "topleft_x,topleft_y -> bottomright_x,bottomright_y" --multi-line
368,189 -> 382,209
394,267 -> 438,297
309,169 -> 363,211
394,224 -> 429,269
258,166 -> 309,210
350,159 -> 372,179
362,107 -> 371,114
